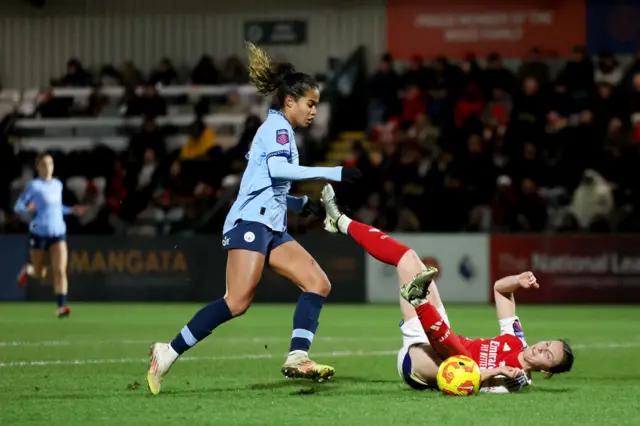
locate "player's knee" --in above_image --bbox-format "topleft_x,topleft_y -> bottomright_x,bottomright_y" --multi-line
397,250 -> 423,274
51,267 -> 65,280
305,271 -> 331,297
224,295 -> 253,317
33,266 -> 47,279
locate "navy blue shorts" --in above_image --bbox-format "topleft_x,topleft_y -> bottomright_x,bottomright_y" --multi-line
401,350 -> 434,391
221,221 -> 294,255
29,234 -> 66,251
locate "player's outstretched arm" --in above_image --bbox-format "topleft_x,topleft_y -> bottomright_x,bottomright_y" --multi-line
267,156 -> 361,183
493,272 -> 539,320
480,366 -> 524,383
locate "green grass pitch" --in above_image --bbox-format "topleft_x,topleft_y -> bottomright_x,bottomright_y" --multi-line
1,303 -> 639,426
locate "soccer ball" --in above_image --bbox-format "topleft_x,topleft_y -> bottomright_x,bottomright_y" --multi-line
437,355 -> 481,396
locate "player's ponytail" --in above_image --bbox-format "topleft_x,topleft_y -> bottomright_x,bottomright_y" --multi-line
245,41 -> 318,109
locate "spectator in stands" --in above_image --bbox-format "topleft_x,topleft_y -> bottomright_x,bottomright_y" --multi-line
401,83 -> 427,123
594,82 -> 617,130
35,89 -> 71,118
401,55 -> 430,90
152,159 -> 195,233
481,52 -> 516,97
149,58 -> 179,86
85,91 -> 108,116
191,55 -> 219,85
220,55 -> 248,84
225,114 -> 260,168
491,175 -> 518,231
395,207 -> 421,232
119,60 -> 145,88
105,159 -> 126,216
512,178 -> 547,232
454,83 -> 484,128
460,133 -> 495,207
517,47 -> 550,87
511,77 -> 547,129
556,46 -> 595,99
509,141 -> 544,187
573,109 -> 601,170
98,65 -> 121,86
355,193 -> 382,230
407,113 -> 438,154
216,91 -> 251,115
368,53 -> 401,129
488,126 -> 509,173
122,147 -> 162,222
542,110 -> 575,187
432,56 -> 464,98
124,85 -> 167,117
180,113 -> 216,161
569,169 -> 614,231
459,52 -> 483,89
595,52 -> 623,87
483,88 -> 512,127
548,81 -> 574,117
77,180 -> 108,233
56,58 -> 92,87
128,116 -> 167,162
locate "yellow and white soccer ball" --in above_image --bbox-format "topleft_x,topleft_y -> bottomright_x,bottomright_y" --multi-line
437,355 -> 481,396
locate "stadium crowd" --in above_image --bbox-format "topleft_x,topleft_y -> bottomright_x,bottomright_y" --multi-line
352,46 -> 640,233
1,47 -> 640,235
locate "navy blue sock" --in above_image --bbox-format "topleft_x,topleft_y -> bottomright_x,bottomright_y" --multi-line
170,298 -> 233,355
56,294 -> 67,308
289,292 -> 326,353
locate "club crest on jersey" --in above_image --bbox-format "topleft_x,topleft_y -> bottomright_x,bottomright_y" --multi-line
276,129 -> 289,145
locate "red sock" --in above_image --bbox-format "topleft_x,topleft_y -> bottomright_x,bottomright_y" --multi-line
347,220 -> 410,267
415,303 -> 472,359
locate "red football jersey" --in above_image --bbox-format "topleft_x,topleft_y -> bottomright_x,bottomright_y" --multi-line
460,334 -> 525,370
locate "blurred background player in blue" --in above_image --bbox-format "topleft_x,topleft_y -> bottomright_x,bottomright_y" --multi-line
14,154 -> 87,318
146,42 -> 362,394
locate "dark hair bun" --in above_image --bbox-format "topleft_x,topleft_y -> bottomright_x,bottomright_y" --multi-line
274,63 -> 296,85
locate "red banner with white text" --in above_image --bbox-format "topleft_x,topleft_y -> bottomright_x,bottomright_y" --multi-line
387,0 -> 587,59
490,235 -> 640,304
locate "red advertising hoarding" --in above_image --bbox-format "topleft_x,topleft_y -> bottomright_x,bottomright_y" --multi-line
387,0 -> 587,59
490,235 -> 640,303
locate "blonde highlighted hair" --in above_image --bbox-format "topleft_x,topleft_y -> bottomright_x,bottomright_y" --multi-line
245,41 -> 317,106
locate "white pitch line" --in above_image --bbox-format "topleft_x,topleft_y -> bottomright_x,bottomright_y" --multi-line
0,349 -> 397,368
0,342 -> 638,369
0,336 -> 398,347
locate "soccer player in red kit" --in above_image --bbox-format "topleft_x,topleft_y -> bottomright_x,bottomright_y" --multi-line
320,184 -> 574,392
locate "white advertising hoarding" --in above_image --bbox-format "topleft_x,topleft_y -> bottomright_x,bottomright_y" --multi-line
365,234 -> 490,303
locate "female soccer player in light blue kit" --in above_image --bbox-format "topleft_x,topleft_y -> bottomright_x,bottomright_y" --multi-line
14,154 -> 86,317
146,42 -> 362,394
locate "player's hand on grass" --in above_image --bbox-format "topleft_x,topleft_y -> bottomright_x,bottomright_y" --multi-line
517,271 -> 539,289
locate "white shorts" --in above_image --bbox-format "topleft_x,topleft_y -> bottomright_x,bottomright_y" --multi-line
396,307 -> 450,391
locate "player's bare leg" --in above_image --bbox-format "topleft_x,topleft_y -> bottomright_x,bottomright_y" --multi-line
147,249 -> 264,394
400,275 -> 471,358
322,183 -> 437,295
50,242 -> 71,318
18,249 -> 48,288
321,183 -> 469,359
269,240 -> 335,382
